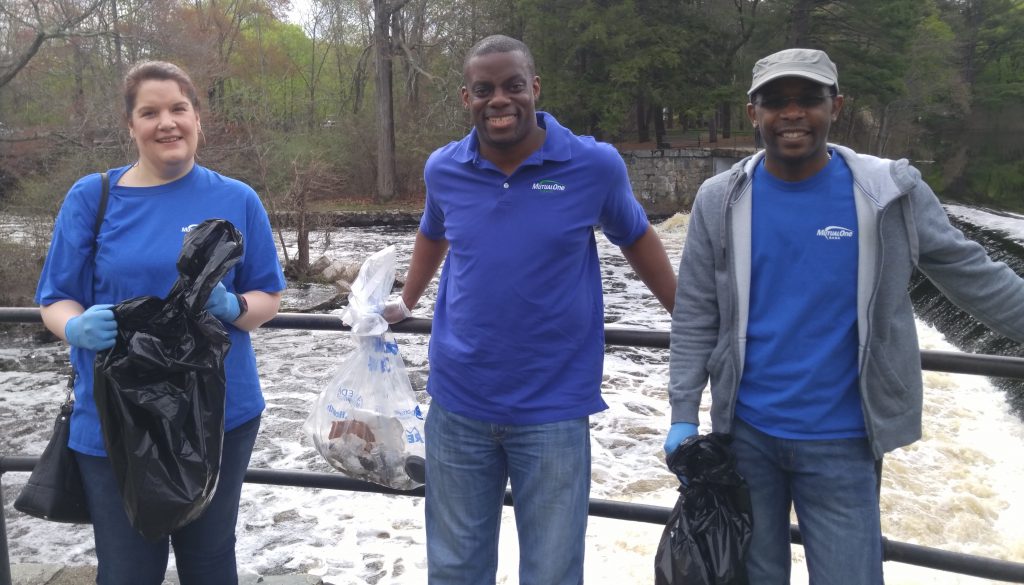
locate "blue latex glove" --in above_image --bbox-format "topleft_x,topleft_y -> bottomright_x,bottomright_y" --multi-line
663,422 -> 699,456
65,304 -> 117,351
205,282 -> 241,322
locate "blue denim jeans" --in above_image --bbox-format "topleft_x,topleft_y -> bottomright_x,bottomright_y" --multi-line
75,415 -> 261,585
424,402 -> 590,585
731,417 -> 884,585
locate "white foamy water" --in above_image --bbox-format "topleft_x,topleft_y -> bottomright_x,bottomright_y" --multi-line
2,214 -> 1023,584
946,205 -> 1024,246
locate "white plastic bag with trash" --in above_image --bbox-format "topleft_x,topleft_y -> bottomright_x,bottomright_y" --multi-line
304,246 -> 426,490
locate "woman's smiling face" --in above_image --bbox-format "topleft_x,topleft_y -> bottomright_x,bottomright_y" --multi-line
128,79 -> 200,181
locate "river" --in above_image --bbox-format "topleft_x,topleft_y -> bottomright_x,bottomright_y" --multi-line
1,209 -> 1022,584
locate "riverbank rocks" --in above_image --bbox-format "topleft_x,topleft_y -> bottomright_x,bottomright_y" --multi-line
280,255 -> 405,313
311,256 -> 361,292
273,210 -> 421,228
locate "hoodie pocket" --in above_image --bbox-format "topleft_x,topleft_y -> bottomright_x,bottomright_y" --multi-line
864,348 -> 918,419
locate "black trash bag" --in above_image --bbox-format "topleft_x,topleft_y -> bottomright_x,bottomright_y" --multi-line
94,218 -> 243,541
655,432 -> 753,585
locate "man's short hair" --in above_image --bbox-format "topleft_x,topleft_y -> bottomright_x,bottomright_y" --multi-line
463,35 -> 535,78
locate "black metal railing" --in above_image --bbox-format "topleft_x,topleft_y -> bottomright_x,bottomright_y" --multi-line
2,308 -> 1024,584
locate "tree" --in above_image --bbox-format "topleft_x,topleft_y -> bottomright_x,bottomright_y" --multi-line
0,0 -> 110,89
370,0 -> 409,201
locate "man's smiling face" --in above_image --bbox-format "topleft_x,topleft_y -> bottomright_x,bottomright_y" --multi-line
461,50 -> 541,154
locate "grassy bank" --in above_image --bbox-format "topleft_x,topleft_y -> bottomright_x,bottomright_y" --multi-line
0,240 -> 43,307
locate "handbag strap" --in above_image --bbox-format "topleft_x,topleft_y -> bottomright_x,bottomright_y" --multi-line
94,171 -> 110,245
63,368 -> 76,407
66,172 -> 110,406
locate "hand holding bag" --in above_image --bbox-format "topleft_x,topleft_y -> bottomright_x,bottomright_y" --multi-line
13,375 -> 91,524
305,246 -> 426,490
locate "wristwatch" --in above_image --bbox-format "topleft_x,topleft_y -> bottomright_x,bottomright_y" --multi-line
233,293 -> 248,320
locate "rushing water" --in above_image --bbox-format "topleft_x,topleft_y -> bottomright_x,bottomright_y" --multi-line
1,211 -> 1023,584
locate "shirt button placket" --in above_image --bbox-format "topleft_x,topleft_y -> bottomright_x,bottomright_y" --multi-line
497,180 -> 511,206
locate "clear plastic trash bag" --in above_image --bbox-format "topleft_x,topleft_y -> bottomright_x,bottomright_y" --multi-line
655,432 -> 753,585
94,218 -> 242,541
305,246 -> 426,490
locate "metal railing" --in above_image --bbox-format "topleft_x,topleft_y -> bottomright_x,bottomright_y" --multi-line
2,309 -> 1024,583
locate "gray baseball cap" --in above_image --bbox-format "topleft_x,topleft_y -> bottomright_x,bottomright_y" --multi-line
748,48 -> 838,96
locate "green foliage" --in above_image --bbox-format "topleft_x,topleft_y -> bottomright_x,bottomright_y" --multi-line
963,153 -> 1024,211
1,0 -> 1024,209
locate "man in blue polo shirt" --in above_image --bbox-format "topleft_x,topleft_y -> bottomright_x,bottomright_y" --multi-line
384,35 -> 676,585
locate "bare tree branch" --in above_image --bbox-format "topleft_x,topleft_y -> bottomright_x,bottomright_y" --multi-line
0,0 -> 110,89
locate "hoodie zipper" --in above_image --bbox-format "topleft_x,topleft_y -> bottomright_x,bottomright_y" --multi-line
723,170 -> 747,429
861,196 -> 904,459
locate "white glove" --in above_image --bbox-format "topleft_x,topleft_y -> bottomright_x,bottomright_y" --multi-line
382,297 -> 412,324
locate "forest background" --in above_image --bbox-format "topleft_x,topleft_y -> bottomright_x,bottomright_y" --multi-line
1,0 -> 1023,304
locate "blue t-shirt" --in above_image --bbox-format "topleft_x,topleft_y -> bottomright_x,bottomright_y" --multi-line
36,164 -> 287,456
420,112 -> 650,424
736,152 -> 865,439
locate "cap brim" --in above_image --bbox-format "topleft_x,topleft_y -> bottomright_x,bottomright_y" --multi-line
748,69 -> 837,96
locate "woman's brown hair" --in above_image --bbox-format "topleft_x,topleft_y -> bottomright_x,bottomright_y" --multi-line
123,61 -> 201,120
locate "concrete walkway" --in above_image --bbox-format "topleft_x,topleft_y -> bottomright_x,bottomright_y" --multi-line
10,564 -> 324,585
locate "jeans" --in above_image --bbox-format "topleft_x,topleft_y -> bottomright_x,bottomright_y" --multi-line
76,415 -> 261,585
731,417 -> 884,585
424,402 -> 590,585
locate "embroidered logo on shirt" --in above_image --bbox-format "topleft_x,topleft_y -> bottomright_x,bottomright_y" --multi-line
181,223 -> 199,233
531,179 -> 566,192
816,225 -> 854,240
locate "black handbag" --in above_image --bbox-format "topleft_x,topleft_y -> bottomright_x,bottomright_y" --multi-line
13,373 -> 91,523
12,172 -> 110,524
13,172 -> 109,524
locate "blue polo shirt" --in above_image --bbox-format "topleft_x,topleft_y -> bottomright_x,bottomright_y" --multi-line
420,112 -> 649,424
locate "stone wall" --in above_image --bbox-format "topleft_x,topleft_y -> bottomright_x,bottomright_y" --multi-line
270,147 -> 757,228
621,147 -> 755,217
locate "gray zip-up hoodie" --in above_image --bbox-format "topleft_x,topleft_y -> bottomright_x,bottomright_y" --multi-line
668,144 -> 1024,458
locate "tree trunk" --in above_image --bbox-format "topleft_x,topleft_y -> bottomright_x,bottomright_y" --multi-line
653,103 -> 668,148
873,103 -> 891,157
708,110 -> 718,143
294,173 -> 310,278
720,101 -> 731,139
111,0 -> 124,68
788,0 -> 814,46
636,96 -> 650,143
297,215 -> 310,278
373,0 -> 398,201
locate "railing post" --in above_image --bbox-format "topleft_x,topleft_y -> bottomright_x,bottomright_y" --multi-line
0,465 -> 13,585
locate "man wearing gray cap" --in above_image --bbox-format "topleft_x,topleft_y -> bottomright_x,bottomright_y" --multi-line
664,47 -> 1024,582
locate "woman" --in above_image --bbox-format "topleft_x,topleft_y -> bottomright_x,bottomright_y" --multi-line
34,61 -> 285,585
